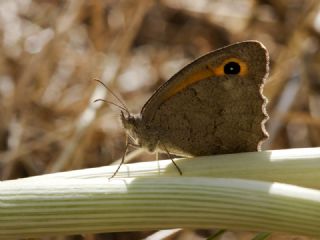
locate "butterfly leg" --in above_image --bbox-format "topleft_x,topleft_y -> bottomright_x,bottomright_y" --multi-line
109,138 -> 140,179
160,142 -> 182,175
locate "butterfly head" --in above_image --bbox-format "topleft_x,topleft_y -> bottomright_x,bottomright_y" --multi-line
120,111 -> 159,152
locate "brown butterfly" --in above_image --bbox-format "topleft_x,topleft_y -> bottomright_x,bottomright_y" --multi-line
98,40 -> 269,177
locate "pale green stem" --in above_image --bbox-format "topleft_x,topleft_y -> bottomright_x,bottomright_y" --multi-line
1,177 -> 320,238
26,147 -> 320,189
1,147 -> 320,238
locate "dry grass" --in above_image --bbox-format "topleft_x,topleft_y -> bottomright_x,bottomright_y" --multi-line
0,0 -> 320,239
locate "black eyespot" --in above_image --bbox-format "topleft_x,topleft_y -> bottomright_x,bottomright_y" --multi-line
224,61 -> 241,75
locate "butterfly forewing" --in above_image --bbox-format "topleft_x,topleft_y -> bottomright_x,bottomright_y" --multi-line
139,41 -> 269,156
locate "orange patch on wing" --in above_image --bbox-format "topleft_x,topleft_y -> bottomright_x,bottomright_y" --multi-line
162,57 -> 248,101
162,68 -> 214,101
213,57 -> 248,76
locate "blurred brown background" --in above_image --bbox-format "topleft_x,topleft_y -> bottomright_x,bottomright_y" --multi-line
0,0 -> 319,239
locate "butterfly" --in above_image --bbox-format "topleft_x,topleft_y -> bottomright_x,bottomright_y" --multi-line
97,40 -> 269,177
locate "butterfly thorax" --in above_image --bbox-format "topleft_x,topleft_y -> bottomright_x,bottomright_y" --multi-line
120,111 -> 159,152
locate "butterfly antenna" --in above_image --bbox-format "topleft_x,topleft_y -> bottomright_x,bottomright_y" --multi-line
94,99 -> 129,114
94,79 -> 130,114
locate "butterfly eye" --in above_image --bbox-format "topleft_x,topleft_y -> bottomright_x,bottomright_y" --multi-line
224,61 -> 241,75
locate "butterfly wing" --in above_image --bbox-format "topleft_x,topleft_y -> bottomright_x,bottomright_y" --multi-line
141,41 -> 269,156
